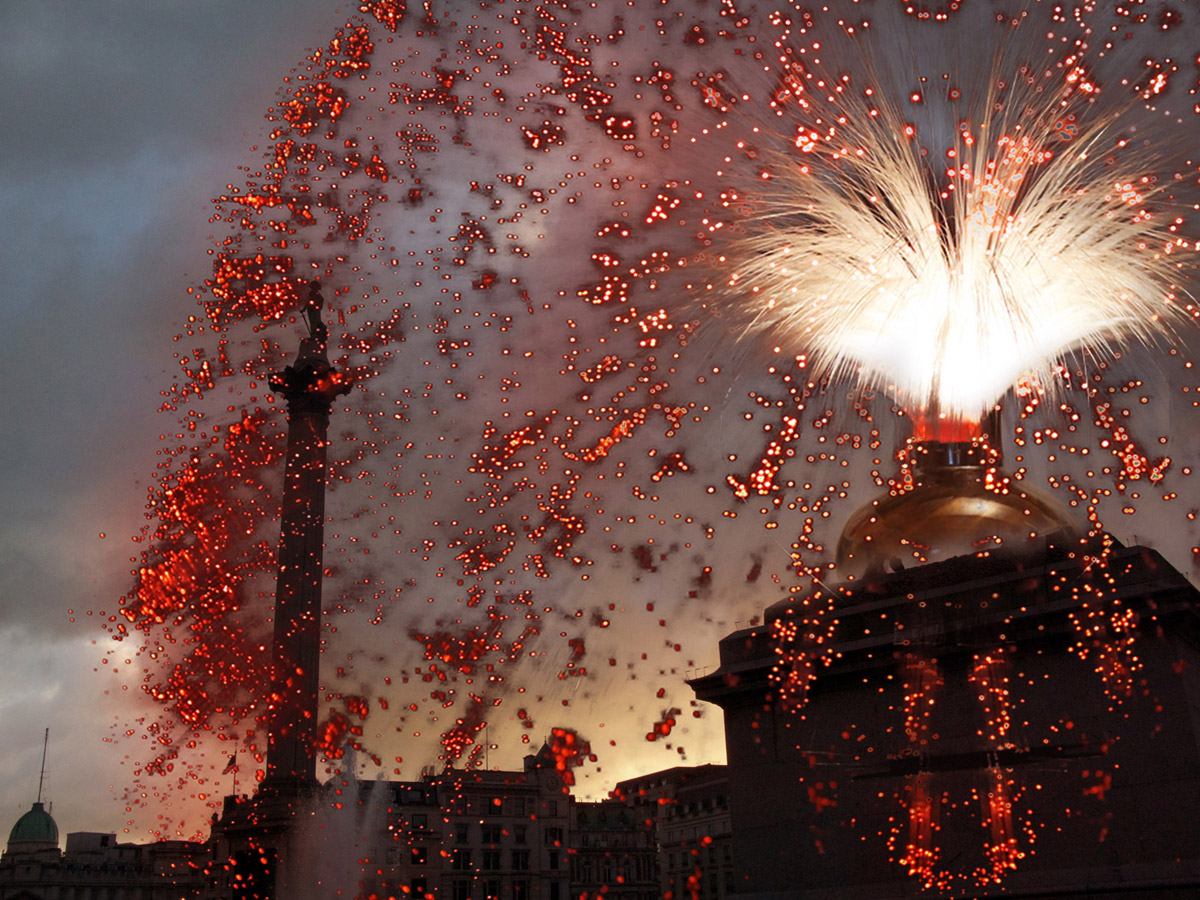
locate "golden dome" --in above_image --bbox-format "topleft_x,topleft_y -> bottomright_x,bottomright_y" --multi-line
836,440 -> 1077,580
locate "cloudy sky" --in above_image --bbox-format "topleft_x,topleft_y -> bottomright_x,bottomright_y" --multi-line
2,0 -> 1197,847
0,0 -> 751,840
0,0 -> 350,838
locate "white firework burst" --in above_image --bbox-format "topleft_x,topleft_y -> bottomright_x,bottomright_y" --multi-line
722,30 -> 1192,420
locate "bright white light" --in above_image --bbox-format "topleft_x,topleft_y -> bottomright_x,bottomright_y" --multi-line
726,57 -> 1190,419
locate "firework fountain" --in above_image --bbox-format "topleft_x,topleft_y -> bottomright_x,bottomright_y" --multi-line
107,0 -> 1197,891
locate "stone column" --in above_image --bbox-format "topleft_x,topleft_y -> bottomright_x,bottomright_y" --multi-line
260,295 -> 350,795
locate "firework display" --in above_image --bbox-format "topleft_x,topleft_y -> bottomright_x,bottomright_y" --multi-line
101,0 -> 1199,888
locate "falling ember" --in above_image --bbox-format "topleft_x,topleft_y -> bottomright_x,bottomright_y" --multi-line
546,727 -> 594,787
101,0 -> 1200,883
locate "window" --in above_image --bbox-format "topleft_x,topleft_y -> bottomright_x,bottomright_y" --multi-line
511,850 -> 530,871
412,813 -> 428,829
482,824 -> 504,844
549,883 -> 560,900
483,880 -> 501,900
545,800 -> 559,817
453,881 -> 472,900
512,880 -> 530,900
482,849 -> 502,870
544,826 -> 563,846
549,850 -> 559,870
456,823 -> 470,844
452,849 -> 472,871
410,846 -> 427,865
411,878 -> 427,897
513,824 -> 527,844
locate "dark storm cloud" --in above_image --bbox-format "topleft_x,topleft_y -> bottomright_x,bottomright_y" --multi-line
0,2 -> 330,167
0,0 -> 340,835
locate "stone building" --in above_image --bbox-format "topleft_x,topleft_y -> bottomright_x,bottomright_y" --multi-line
433,755 -> 572,900
658,773 -> 734,900
614,766 -> 733,900
569,800 -> 657,900
1,801 -> 206,900
202,747 -> 576,899
692,538 -> 1200,898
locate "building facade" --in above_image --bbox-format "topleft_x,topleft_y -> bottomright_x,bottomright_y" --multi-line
1,803 -> 205,900
201,748 -> 578,899
614,766 -> 733,900
692,539 -> 1200,899
569,800 -> 657,900
433,758 -> 572,900
7,754 -> 773,900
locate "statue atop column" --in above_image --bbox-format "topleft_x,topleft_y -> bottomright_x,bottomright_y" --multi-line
303,280 -> 328,345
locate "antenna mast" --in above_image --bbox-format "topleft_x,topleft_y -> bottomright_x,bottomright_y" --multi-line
36,728 -> 49,804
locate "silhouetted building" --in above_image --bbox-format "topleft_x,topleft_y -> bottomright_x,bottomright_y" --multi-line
692,538 -> 1200,898
434,751 -> 572,900
1,802 -> 205,899
570,800 -> 657,900
204,772 -> 440,898
660,774 -> 734,900
203,746 -> 577,899
614,765 -> 732,900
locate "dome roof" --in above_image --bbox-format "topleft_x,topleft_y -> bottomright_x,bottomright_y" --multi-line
836,440 -> 1077,579
7,801 -> 59,848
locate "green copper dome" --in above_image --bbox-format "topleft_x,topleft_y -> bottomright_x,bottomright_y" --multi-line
7,801 -> 59,848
